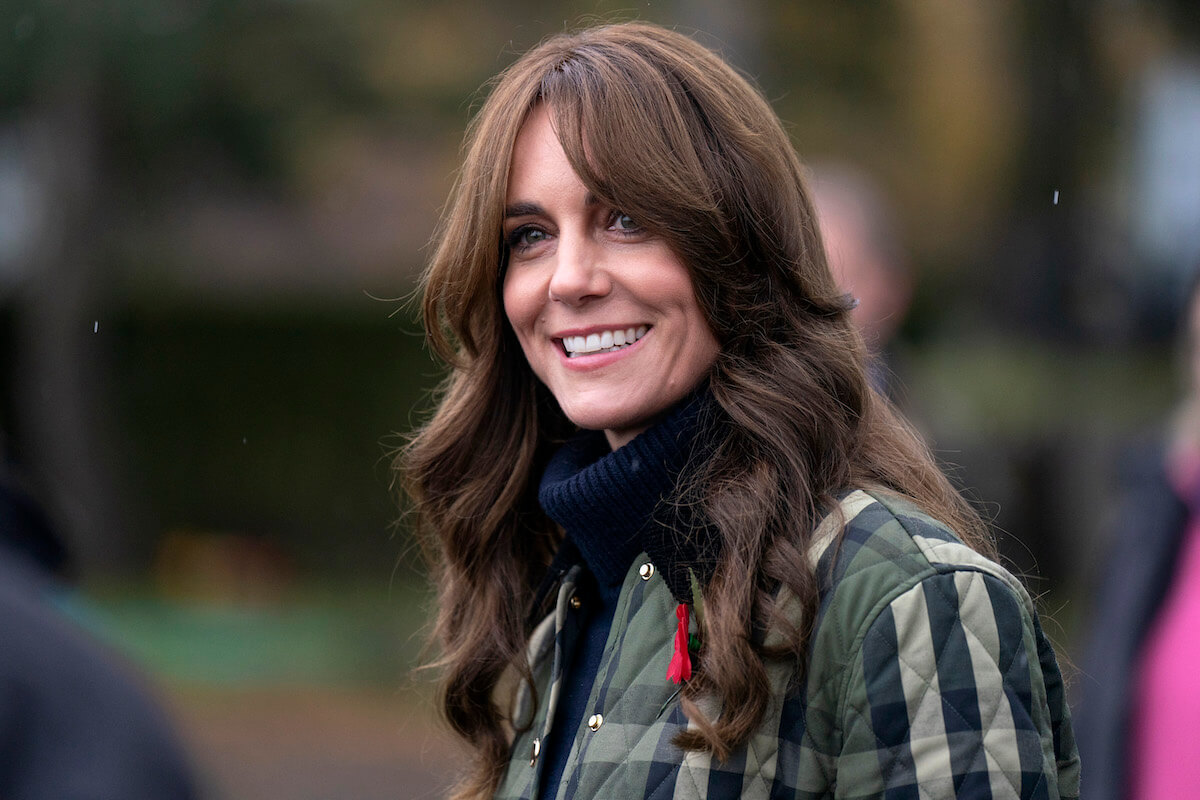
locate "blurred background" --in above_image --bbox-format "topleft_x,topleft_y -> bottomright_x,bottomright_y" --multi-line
1,0 -> 1199,796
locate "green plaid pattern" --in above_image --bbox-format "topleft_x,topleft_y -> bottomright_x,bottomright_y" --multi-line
495,490 -> 1081,799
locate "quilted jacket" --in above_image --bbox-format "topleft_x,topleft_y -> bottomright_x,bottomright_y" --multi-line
495,489 -> 1081,799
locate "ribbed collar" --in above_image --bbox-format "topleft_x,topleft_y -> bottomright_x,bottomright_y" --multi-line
538,391 -> 720,603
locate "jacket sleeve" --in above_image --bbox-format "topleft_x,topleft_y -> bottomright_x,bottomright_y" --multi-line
836,569 -> 1080,800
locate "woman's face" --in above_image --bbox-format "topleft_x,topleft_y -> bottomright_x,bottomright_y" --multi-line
502,105 -> 719,449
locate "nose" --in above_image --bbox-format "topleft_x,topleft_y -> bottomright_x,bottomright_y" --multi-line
548,233 -> 610,306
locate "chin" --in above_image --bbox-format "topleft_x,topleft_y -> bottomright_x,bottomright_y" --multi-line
561,404 -> 650,436
565,411 -> 640,434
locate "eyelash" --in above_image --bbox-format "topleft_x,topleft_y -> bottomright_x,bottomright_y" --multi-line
505,212 -> 643,256
505,225 -> 545,254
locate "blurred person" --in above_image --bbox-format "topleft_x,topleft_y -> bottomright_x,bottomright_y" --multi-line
402,22 -> 1079,800
1076,270 -> 1200,800
0,462 -> 200,800
808,163 -> 913,396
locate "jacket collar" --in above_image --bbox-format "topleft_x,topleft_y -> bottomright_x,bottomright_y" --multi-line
536,390 -> 720,607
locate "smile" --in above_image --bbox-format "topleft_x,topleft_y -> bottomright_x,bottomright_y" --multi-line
561,326 -> 649,358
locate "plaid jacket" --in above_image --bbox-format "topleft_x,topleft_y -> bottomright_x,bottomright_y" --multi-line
496,489 -> 1081,799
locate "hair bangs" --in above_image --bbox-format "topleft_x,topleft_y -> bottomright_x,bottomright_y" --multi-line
536,48 -> 723,249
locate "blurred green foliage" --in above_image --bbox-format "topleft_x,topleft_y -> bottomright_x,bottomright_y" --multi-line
1,0 -> 377,180
72,578 -> 431,685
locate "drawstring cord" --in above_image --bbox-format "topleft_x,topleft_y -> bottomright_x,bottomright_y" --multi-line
667,603 -> 692,683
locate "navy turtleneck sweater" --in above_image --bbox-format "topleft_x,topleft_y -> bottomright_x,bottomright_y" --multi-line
534,393 -> 719,797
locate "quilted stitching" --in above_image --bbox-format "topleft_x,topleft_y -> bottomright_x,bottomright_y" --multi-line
495,491 -> 1079,799
848,571 -> 1047,798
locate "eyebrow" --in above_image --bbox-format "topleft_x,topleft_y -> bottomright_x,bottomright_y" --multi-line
503,193 -> 601,220
504,201 -> 544,219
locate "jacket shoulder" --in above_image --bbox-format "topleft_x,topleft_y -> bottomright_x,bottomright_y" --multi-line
817,489 -> 1027,613
798,491 -> 1079,799
802,489 -> 1033,731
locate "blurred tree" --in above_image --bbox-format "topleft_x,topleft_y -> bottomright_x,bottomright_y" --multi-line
0,0 -> 382,573
993,0 -> 1104,341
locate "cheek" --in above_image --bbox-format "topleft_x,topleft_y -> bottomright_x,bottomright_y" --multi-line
501,273 -> 529,334
501,271 -> 545,371
685,326 -> 720,379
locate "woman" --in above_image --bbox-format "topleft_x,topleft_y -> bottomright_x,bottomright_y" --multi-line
1076,272 -> 1200,800
402,21 -> 1079,800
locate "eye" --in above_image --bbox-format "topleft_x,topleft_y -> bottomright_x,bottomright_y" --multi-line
506,225 -> 548,252
518,228 -> 546,246
610,213 -> 641,234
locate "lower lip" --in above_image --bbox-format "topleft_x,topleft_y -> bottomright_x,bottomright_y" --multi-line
558,333 -> 647,369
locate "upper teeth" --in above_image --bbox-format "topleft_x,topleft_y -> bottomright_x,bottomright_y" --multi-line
563,326 -> 648,357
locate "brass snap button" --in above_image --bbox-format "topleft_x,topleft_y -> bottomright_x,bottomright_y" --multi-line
587,713 -> 604,731
639,563 -> 655,580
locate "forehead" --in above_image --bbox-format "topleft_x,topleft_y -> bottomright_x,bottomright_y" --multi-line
505,104 -> 585,204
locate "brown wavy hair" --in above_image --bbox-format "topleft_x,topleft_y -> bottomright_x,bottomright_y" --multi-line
400,21 -> 993,799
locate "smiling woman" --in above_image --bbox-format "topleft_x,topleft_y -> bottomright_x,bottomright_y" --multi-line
400,21 -> 1080,800
501,105 -> 719,448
